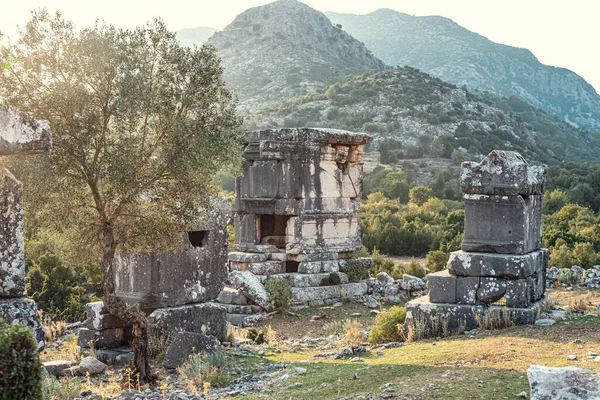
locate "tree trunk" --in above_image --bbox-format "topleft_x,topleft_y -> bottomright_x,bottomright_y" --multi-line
100,232 -> 151,382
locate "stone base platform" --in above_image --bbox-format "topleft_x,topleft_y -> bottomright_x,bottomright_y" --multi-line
0,297 -> 45,349
404,295 -> 547,338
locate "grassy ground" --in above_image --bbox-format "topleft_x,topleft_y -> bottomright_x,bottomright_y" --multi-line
39,288 -> 600,399
246,288 -> 600,399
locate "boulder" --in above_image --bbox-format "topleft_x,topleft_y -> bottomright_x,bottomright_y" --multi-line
162,332 -> 220,369
528,365 -> 600,400
229,270 -> 271,310
85,302 -> 130,331
78,357 -> 107,375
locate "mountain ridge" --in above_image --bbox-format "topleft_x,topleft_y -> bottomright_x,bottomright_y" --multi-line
326,9 -> 600,132
205,0 -> 385,110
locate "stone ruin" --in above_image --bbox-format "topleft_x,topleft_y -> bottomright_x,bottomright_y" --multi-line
406,150 -> 548,336
219,128 -> 373,324
78,198 -> 230,367
0,108 -> 52,349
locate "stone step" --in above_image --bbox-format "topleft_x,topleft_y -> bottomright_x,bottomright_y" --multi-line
290,282 -> 368,306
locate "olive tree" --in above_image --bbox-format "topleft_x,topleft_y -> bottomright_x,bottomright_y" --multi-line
0,11 -> 241,380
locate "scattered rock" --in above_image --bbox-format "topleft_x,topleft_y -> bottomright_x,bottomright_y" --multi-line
295,367 -> 307,375
567,354 -> 578,361
43,360 -> 76,377
78,357 -> 107,375
528,365 -> 600,400
517,391 -> 527,398
364,295 -> 379,309
534,319 -> 555,327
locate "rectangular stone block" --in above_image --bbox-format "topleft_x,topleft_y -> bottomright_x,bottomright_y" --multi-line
505,279 -> 530,308
0,108 -> 52,155
462,194 -> 542,254
427,270 -> 457,304
148,303 -> 227,341
85,302 -> 130,330
247,261 -> 285,275
405,295 -> 547,338
447,249 -> 548,278
287,214 -> 362,255
229,252 -> 267,263
298,260 -> 340,274
456,277 -> 479,304
217,287 -> 247,305
290,282 -> 368,304
477,277 -> 507,304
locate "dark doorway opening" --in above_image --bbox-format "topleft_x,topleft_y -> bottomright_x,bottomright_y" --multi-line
188,231 -> 208,247
259,214 -> 290,249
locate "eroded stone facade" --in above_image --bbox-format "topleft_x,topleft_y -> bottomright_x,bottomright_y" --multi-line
406,151 -> 548,336
225,128 -> 373,315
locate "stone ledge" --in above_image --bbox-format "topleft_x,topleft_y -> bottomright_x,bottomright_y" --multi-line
447,249 -> 548,278
405,295 -> 546,338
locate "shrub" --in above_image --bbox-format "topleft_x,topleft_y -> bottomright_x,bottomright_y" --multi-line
426,250 -> 449,273
370,249 -> 396,278
396,259 -> 427,278
0,320 -> 44,399
342,319 -> 364,345
178,351 -> 232,390
246,328 -> 266,344
42,371 -> 82,400
345,260 -> 366,282
368,306 -> 407,344
265,278 -> 292,310
147,326 -> 172,359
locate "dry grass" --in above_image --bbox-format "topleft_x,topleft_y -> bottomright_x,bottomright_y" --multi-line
476,308 -> 515,332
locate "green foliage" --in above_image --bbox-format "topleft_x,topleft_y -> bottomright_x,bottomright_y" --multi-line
370,248 -> 396,277
368,306 -> 407,344
360,192 -> 463,257
265,278 -> 292,310
26,253 -> 91,322
246,328 -> 266,344
0,321 -> 43,400
543,204 -> 600,268
426,250 -> 449,273
396,259 -> 427,278
409,186 -> 435,206
345,260 -> 366,282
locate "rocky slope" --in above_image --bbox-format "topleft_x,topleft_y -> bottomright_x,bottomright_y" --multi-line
327,9 -> 600,132
206,0 -> 385,110
245,67 -> 600,164
176,26 -> 217,47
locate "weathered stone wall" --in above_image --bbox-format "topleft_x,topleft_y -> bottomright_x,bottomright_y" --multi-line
114,197 -> 230,309
0,108 -> 51,349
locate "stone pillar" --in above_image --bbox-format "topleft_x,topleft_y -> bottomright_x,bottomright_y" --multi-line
405,151 -> 548,337
0,108 -> 52,349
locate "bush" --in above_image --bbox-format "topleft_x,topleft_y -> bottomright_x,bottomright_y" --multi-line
178,350 -> 232,390
26,253 -> 90,322
0,320 -> 43,399
368,306 -> 407,344
370,249 -> 396,277
396,259 -> 427,278
264,278 -> 292,310
426,250 -> 449,273
42,371 -> 82,400
345,260 -> 366,282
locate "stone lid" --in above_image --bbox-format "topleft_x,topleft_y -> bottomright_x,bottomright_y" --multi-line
242,127 -> 372,146
0,108 -> 52,155
460,150 -> 546,195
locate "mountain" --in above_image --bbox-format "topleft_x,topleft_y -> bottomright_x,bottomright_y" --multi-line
206,0 -> 385,110
176,26 -> 217,47
326,9 -> 600,132
245,67 -> 600,165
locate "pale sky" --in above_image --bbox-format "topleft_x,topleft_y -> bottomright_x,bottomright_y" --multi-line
1,0 -> 599,92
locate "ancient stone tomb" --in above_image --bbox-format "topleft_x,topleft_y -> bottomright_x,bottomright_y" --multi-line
0,108 -> 52,349
78,199 -> 230,363
406,151 -> 547,335
227,128 -> 373,309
